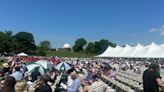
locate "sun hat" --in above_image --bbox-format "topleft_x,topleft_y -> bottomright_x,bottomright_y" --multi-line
2,63 -> 9,68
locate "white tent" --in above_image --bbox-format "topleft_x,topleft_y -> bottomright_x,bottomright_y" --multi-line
96,46 -> 114,57
17,52 -> 28,56
160,43 -> 164,47
130,44 -> 149,58
119,45 -> 135,57
96,42 -> 164,58
109,45 -> 124,57
144,42 -> 164,58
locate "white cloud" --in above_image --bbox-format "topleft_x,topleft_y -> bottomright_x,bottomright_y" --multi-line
160,32 -> 164,36
149,28 -> 158,32
149,25 -> 164,36
149,25 -> 164,32
161,25 -> 164,29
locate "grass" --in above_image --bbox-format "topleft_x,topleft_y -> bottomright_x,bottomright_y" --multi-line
46,50 -> 96,58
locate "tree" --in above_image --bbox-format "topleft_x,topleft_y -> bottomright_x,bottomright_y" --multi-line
0,31 -> 14,54
4,31 -> 14,53
39,40 -> 51,50
85,42 -> 95,54
37,47 -> 46,56
73,38 -> 87,52
94,39 -> 116,54
13,32 -> 36,53
0,31 -> 6,53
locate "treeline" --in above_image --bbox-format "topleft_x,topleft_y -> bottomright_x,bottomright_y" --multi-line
0,31 -> 36,55
0,31 -> 116,56
73,38 -> 116,54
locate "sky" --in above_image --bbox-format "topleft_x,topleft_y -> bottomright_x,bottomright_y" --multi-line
0,0 -> 164,48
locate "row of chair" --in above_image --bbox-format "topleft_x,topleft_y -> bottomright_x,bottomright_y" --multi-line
116,75 -> 143,92
101,74 -> 135,92
118,70 -> 141,78
117,71 -> 142,83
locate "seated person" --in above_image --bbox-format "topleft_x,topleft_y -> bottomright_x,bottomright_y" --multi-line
0,68 -> 4,77
15,80 -> 28,92
88,75 -> 107,92
2,63 -> 10,74
78,74 -> 90,92
0,76 -> 16,92
30,67 -> 41,82
35,74 -> 52,92
61,71 -> 81,92
11,66 -> 23,81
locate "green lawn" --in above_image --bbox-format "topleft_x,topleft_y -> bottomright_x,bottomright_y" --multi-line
46,50 -> 96,58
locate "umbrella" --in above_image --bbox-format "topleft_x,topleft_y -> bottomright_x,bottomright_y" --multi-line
26,64 -> 45,75
55,62 -> 71,72
35,59 -> 53,69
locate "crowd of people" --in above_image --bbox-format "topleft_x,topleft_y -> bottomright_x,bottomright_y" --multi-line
0,56 -> 164,92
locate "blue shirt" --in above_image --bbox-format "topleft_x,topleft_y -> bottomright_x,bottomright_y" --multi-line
68,77 -> 81,92
11,71 -> 23,81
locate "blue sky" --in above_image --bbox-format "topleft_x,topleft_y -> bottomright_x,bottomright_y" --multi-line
0,0 -> 164,48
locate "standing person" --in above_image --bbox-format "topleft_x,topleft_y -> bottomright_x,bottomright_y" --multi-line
143,63 -> 164,92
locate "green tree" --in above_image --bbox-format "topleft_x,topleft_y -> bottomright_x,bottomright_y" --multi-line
0,31 -> 6,53
37,47 -> 46,56
13,32 -> 36,53
39,40 -> 51,50
0,31 -> 14,54
73,38 -> 87,52
85,42 -> 95,54
94,39 -> 116,54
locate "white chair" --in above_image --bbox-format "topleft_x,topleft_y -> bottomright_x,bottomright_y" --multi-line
78,86 -> 84,92
105,86 -> 115,92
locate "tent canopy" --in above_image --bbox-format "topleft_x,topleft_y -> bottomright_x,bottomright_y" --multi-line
96,42 -> 164,58
17,52 -> 28,56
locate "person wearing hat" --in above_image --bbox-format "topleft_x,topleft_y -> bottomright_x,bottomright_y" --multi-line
143,63 -> 164,92
2,63 -> 10,74
35,74 -> 52,92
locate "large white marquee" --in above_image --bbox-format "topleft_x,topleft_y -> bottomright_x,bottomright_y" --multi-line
96,42 -> 164,58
